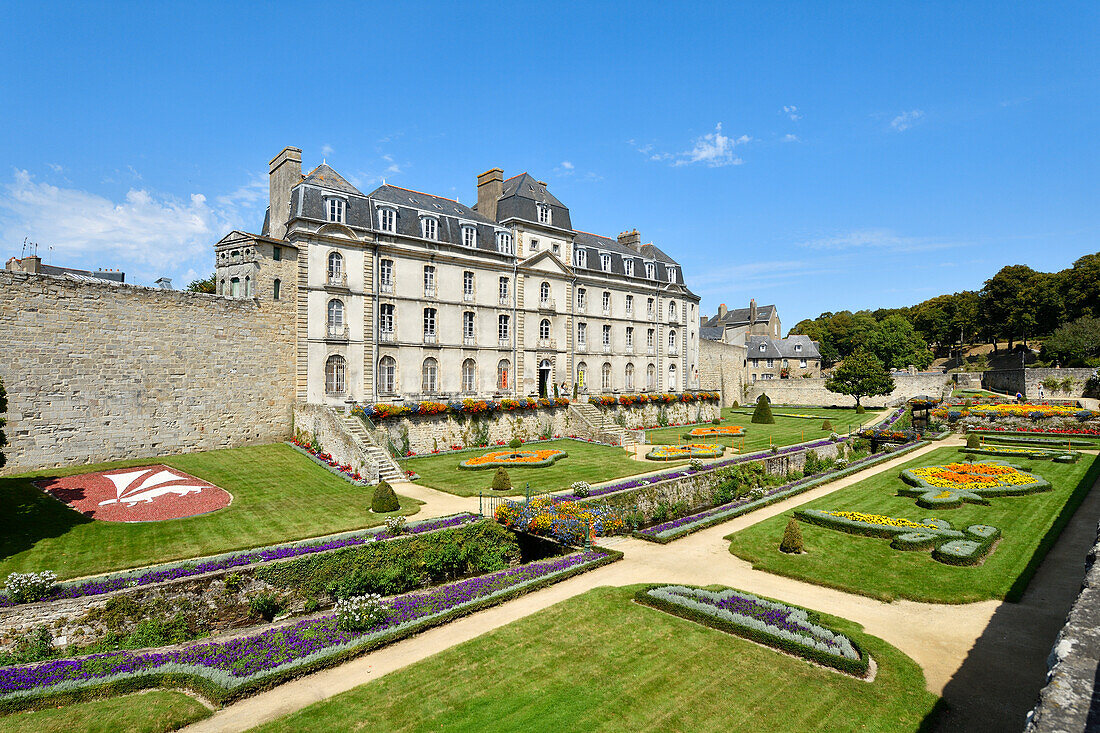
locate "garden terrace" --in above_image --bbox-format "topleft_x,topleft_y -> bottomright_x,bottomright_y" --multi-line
246,586 -> 938,732
727,446 -> 1100,603
645,407 -> 875,452
0,444 -> 422,581
402,438 -> 683,497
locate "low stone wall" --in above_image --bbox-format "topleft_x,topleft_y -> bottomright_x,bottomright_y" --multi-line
982,367 -> 1095,400
744,374 -> 951,408
591,401 -> 720,430
585,441 -> 843,523
1025,521 -> 1100,731
293,403 -> 378,481
375,408 -> 575,455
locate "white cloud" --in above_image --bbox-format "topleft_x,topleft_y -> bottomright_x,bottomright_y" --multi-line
782,133 -> 801,142
47,163 -> 64,173
675,123 -> 751,167
555,160 -> 575,176
799,228 -> 963,253
381,154 -> 402,174
890,110 -> 925,131
783,105 -> 801,121
321,144 -> 334,157
0,169 -> 267,286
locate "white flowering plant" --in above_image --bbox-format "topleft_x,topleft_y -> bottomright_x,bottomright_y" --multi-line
335,593 -> 389,632
571,481 -> 591,498
385,516 -> 407,534
4,571 -> 57,603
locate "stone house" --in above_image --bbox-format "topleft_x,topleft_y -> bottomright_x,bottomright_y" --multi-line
699,300 -> 822,385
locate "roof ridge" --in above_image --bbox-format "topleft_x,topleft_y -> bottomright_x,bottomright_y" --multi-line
379,183 -> 460,204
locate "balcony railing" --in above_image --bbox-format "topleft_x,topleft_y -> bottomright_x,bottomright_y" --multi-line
326,325 -> 349,340
424,286 -> 437,297
463,291 -> 475,302
498,337 -> 511,348
464,335 -> 477,346
499,295 -> 510,306
423,332 -> 438,345
647,347 -> 656,355
577,300 -> 587,311
538,338 -> 556,350
576,341 -> 587,352
602,306 -> 611,316
380,331 -> 395,343
668,347 -> 679,355
603,343 -> 612,353
380,282 -> 394,294
326,272 -> 348,289
539,298 -> 556,310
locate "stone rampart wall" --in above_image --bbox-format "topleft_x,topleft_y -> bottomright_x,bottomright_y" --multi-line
0,271 -> 296,474
292,403 -> 378,481
699,339 -> 747,407
592,401 -> 720,430
983,367 -> 1095,400
744,374 -> 951,408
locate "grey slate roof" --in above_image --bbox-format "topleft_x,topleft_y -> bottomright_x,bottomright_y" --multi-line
301,164 -> 363,196
702,304 -> 776,328
700,326 -> 725,341
495,173 -> 573,230
571,231 -> 685,286
747,334 -> 821,360
364,184 -> 506,255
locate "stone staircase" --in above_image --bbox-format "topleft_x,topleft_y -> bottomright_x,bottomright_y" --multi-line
568,402 -> 639,448
338,411 -> 405,484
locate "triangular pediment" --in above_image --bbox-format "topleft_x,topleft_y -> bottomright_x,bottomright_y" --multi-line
519,249 -> 574,277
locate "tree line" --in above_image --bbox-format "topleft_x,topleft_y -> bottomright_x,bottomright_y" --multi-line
790,252 -> 1100,369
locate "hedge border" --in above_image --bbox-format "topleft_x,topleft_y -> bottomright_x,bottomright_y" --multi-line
633,441 -> 927,544
898,462 -> 1051,508
456,450 -> 568,470
0,547 -> 623,714
980,434 -> 1098,448
634,585 -> 868,677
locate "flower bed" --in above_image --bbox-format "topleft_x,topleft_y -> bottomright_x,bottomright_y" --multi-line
645,444 -> 724,461
795,509 -> 1000,566
858,428 -> 915,443
355,397 -> 570,421
0,548 -> 620,712
899,462 -> 1050,508
636,585 -> 867,676
589,391 -> 719,407
968,403 -> 1080,418
287,440 -> 370,485
968,427 -> 1100,437
457,449 -> 567,469
960,446 -> 1079,462
495,496 -> 626,545
977,433 -> 1097,447
0,514 -> 482,609
398,435 -> 611,459
684,426 -> 744,438
633,441 -> 926,543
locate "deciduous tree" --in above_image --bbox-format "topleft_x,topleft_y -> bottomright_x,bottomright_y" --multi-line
825,348 -> 895,410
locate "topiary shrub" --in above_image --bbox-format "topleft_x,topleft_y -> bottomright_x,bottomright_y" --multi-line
731,400 -> 740,408
751,394 -> 775,424
966,433 -> 981,448
779,518 -> 804,554
508,437 -> 523,450
371,480 -> 400,513
491,466 -> 512,491
712,418 -> 721,425
855,404 -> 865,414
821,419 -> 834,431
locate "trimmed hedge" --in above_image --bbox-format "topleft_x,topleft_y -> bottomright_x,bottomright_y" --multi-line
751,395 -> 775,424
371,481 -> 400,513
898,461 -> 1051,509
635,585 -> 868,677
960,446 -> 1078,461
980,433 -> 1097,448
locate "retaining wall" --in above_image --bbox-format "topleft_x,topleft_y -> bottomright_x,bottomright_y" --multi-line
983,367 -> 1095,400
744,374 -> 951,408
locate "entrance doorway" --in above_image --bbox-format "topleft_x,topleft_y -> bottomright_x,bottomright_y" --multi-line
539,359 -> 551,398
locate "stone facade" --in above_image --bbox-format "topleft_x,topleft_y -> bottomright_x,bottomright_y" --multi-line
744,374 -> 952,408
591,400 -> 719,430
0,270 -> 296,474
699,338 -> 747,407
292,403 -> 378,481
982,367 -> 1095,400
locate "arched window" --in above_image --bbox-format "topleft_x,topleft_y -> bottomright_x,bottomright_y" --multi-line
668,301 -> 677,321
602,362 -> 612,391
646,363 -> 657,390
327,252 -> 343,282
577,361 -> 588,392
230,277 -> 240,297
668,329 -> 677,352
668,363 -> 678,391
378,356 -> 397,395
325,355 -> 346,395
462,358 -> 477,394
422,357 -> 438,394
625,363 -> 635,391
497,359 -> 511,390
539,318 -> 551,339
273,279 -> 281,301
540,281 -> 551,305
327,299 -> 344,337
244,276 -> 253,297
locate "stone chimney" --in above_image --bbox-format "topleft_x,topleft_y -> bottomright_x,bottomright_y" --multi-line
477,168 -> 504,222
6,255 -> 41,274
749,299 -> 758,324
718,303 -> 727,319
617,229 -> 642,251
268,147 -> 302,240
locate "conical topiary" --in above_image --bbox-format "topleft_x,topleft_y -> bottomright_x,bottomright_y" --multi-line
751,394 -> 775,424
966,433 -> 981,448
821,419 -> 834,431
371,480 -> 400,513
855,404 -> 865,414
491,466 -> 512,492
779,518 -> 804,554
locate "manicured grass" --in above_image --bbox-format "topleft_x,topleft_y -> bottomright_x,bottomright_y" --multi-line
403,439 -> 682,497
0,444 -> 422,580
727,446 -> 1100,603
646,407 -> 875,453
0,690 -> 211,733
250,585 -> 939,733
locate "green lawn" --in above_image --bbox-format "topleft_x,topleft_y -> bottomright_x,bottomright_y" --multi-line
0,690 -> 210,733
645,407 -> 875,453
0,444 -> 422,580
403,439 -> 682,497
727,446 -> 1100,603
250,585 -> 939,733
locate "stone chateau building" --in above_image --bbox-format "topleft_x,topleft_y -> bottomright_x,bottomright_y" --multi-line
700,299 -> 822,382
216,147 -> 702,407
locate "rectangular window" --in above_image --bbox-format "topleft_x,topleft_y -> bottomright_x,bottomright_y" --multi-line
327,198 -> 345,223
647,298 -> 655,317
577,288 -> 587,309
667,267 -> 677,283
537,204 -> 551,225
496,232 -> 512,254
602,324 -> 611,346
645,262 -> 655,279
602,292 -> 611,314
498,314 -> 510,340
625,295 -> 633,314
647,329 -> 655,348
766,359 -> 774,368
380,304 -> 394,334
574,250 -> 587,268
379,208 -> 396,233
422,217 -> 438,240
379,259 -> 394,291
624,259 -> 634,277
463,271 -> 474,299
600,254 -> 611,272
424,308 -> 437,338
499,276 -> 510,303
272,246 -> 281,261
800,359 -> 807,368
463,311 -> 475,339
462,227 -> 477,248
530,238 -> 539,252
626,327 -> 633,349
273,279 -> 281,300
423,266 -> 435,295
577,322 -> 587,346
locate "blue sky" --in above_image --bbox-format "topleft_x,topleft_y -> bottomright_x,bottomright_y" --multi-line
1,1 -> 1096,327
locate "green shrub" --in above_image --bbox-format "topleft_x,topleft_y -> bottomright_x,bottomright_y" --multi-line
711,418 -> 721,425
508,437 -> 523,449
822,419 -> 834,431
966,433 -> 981,448
751,394 -> 775,424
491,466 -> 512,491
731,400 -> 740,408
779,518 -> 804,554
855,404 -> 866,414
371,480 -> 400,513
249,592 -> 284,621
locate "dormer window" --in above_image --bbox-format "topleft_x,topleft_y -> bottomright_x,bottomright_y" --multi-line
496,232 -> 513,254
667,267 -> 677,283
795,343 -> 802,352
530,238 -> 540,252
759,344 -> 766,352
378,207 -> 396,233
537,203 -> 552,225
574,249 -> 588,268
624,259 -> 634,277
420,216 -> 438,240
600,253 -> 611,272
462,225 -> 477,248
645,262 -> 656,279
326,197 -> 346,224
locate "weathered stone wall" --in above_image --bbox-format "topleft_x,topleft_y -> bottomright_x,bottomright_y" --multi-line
699,339 -> 747,407
983,367 -> 1094,400
1025,521 -> 1100,732
377,408 -> 576,455
744,374 -> 951,408
591,401 -> 719,430
292,403 -> 378,481
0,271 -> 296,474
